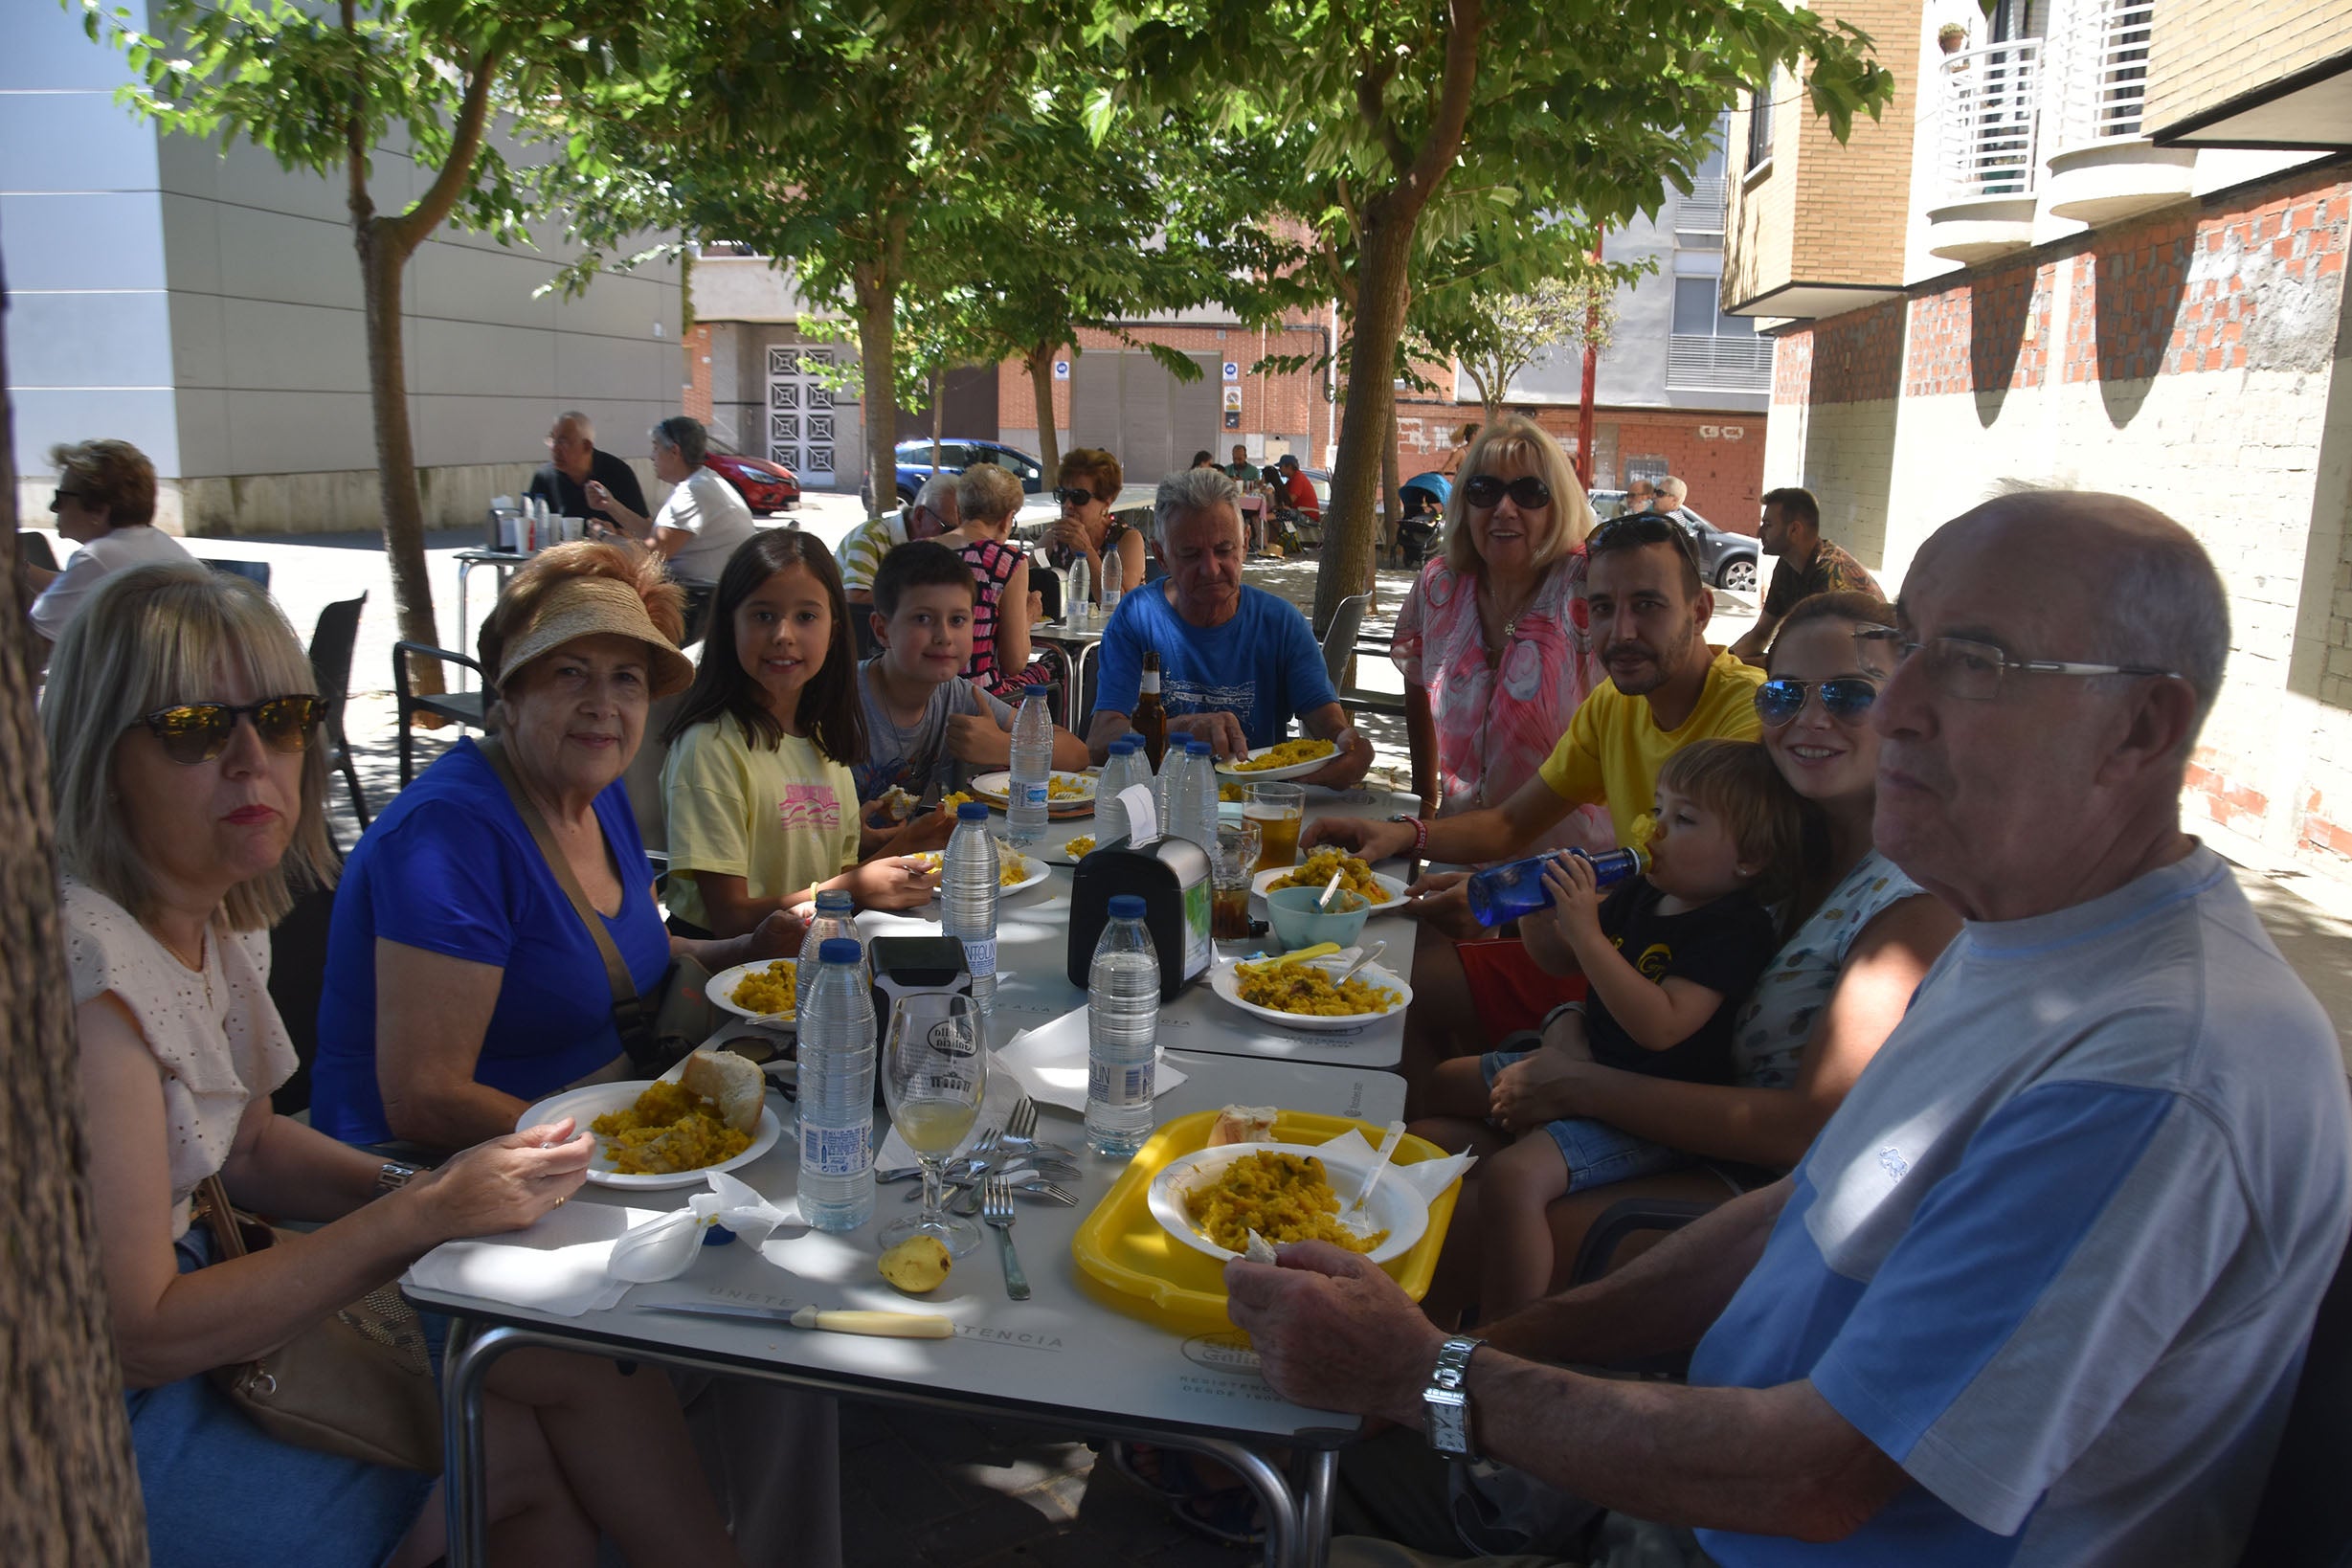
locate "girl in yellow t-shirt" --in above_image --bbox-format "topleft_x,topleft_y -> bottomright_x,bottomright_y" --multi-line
661,530 -> 941,937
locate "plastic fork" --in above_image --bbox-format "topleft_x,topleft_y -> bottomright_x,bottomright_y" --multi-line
982,1177 -> 1030,1300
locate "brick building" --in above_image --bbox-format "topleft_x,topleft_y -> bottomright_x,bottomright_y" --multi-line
1724,0 -> 2352,883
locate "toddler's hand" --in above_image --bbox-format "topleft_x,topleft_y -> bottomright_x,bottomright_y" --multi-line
1543,853 -> 1605,943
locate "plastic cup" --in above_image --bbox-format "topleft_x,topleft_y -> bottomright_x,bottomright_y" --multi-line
1245,782 -> 1305,873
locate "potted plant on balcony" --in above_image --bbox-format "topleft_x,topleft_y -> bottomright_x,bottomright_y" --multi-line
1938,22 -> 1970,55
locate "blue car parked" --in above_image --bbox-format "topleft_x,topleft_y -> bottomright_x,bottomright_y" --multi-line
860,438 -> 1048,512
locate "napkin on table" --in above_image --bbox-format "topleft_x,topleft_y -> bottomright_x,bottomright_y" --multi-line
406,1200 -> 659,1318
1309,1127 -> 1476,1203
990,1004 -> 1187,1115
605,1171 -> 800,1284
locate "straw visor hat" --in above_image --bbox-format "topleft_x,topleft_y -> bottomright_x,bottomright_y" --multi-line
494,574 -> 696,698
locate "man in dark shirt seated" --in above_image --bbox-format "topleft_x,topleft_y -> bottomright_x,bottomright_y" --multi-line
526,411 -> 647,531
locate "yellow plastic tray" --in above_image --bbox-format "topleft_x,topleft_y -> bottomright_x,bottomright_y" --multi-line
1070,1109 -> 1463,1336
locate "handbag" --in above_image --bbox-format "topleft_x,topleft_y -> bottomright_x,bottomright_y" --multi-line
196,1175 -> 443,1472
479,735 -> 712,1073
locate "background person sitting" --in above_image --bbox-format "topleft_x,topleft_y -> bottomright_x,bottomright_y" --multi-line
48,562 -> 744,1568
526,410 -> 646,530
1042,446 -> 1148,598
929,462 -> 1037,701
27,437 -> 192,653
309,543 -> 801,1152
840,472 -> 958,609
585,415 -> 759,598
1086,466 -> 1373,785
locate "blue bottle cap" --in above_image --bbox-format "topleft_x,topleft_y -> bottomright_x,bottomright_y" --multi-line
958,801 -> 991,820
1112,734 -> 1143,752
820,937 -> 862,964
1187,738 -> 1212,754
815,888 -> 854,913
1108,894 -> 1148,919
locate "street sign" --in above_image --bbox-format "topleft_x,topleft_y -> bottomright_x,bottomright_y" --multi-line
1053,360 -> 1070,380
1221,361 -> 1240,382
1223,411 -> 1242,430
1222,388 -> 1243,411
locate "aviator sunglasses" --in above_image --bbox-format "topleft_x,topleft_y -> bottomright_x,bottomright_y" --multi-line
1054,485 -> 1110,507
137,695 -> 325,764
1754,677 -> 1879,728
1462,474 -> 1554,510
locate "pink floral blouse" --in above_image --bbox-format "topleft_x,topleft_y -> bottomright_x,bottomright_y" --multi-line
1392,550 -> 1615,855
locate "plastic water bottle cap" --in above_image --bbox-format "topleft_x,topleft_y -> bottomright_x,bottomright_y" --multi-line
1108,894 -> 1148,919
815,888 -> 854,914
958,801 -> 991,820
1187,738 -> 1212,754
820,937 -> 862,964
1113,734 -> 1143,753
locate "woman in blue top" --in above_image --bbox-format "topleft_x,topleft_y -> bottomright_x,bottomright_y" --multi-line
311,544 -> 799,1150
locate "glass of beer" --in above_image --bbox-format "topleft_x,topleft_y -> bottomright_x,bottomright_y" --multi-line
1212,819 -> 1264,940
1246,782 -> 1306,873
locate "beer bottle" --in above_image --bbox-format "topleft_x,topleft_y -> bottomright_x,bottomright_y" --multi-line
1132,650 -> 1169,772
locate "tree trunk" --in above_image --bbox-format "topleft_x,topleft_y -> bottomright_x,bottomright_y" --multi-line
1027,343 -> 1060,474
852,249 -> 900,518
357,222 -> 445,693
0,252 -> 150,1568
1313,199 -> 1417,634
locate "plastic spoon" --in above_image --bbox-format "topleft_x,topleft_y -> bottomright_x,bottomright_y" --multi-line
1318,869 -> 1346,909
1336,941 -> 1387,985
1348,1120 -> 1408,1221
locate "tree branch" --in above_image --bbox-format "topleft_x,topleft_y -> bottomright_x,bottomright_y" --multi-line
1401,0 -> 1485,205
385,45 -> 505,260
1355,53 -> 1414,178
341,0 -> 372,231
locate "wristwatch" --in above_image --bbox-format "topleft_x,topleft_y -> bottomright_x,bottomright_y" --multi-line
371,1161 -> 421,1201
1422,1335 -> 1483,1460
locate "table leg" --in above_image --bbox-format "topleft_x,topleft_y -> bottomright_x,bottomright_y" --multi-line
455,563 -> 474,693
439,1319 -> 512,1568
1073,639 -> 1099,733
1300,1448 -> 1337,1568
1181,1437 -> 1300,1568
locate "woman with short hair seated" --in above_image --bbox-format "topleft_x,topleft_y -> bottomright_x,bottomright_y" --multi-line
28,437 -> 192,653
49,562 -> 744,1568
308,543 -> 799,1153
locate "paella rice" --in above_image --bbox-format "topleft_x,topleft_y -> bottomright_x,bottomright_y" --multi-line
591,1080 -> 753,1176
1227,737 -> 1336,773
1184,1150 -> 1385,1254
1236,958 -> 1401,1018
728,959 -> 797,1016
910,843 -> 1030,885
1266,848 -> 1385,903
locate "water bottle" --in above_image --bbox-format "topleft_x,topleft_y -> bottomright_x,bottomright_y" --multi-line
1466,847 -> 1648,930
795,888 -> 863,1003
1066,555 -> 1091,629
1006,681 -> 1054,846
795,938 -> 877,1231
1096,734 -> 1142,847
1098,551 -> 1121,618
1086,895 -> 1161,1156
1174,738 -> 1218,852
942,801 -> 1000,1045
1152,740 -> 1186,843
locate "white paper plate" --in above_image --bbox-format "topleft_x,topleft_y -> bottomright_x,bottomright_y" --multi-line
907,845 -> 1052,896
1209,957 -> 1412,1032
1251,865 -> 1409,916
520,1080 -> 783,1190
1148,1140 -> 1427,1265
1215,742 -> 1339,781
966,770 -> 1097,818
706,960 -> 798,1026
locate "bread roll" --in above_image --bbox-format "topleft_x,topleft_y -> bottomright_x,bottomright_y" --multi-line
682,1048 -> 765,1133
1207,1105 -> 1278,1147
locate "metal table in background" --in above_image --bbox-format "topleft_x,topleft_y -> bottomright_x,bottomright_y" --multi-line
452,549 -> 529,691
1028,616 -> 1108,732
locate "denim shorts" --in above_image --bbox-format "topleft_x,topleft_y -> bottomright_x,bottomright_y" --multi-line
1479,1048 -> 1695,1194
126,1227 -> 440,1568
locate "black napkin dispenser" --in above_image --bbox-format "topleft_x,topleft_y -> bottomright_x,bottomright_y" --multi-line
1066,835 -> 1212,1000
867,935 -> 974,1049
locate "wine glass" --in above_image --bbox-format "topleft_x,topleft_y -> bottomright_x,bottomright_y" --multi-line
880,992 -> 986,1257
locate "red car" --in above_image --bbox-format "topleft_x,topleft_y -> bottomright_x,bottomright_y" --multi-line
704,449 -> 800,514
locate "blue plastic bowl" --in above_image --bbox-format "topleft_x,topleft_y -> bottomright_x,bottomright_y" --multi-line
1264,884 -> 1372,951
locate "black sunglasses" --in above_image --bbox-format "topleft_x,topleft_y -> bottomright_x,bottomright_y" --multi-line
137,695 -> 324,765
1755,677 -> 1879,727
1462,474 -> 1553,510
1588,512 -> 1704,571
1055,486 -> 1109,507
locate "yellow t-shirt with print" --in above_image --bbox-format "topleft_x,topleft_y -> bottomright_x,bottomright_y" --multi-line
1535,646 -> 1766,849
662,716 -> 862,932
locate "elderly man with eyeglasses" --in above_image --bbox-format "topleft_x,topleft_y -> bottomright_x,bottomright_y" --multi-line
1231,491 -> 2351,1568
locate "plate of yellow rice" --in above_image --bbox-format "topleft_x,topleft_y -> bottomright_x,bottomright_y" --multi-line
520,1078 -> 783,1190
1149,1141 -> 1424,1265
1210,953 -> 1413,1032
707,958 -> 800,1025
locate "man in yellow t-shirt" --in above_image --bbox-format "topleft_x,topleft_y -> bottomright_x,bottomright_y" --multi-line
1308,516 -> 1763,1058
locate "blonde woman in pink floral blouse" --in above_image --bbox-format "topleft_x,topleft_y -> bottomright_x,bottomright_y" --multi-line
1392,416 -> 1616,1068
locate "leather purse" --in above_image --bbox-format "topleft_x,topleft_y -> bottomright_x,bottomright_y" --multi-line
195,1175 -> 443,1472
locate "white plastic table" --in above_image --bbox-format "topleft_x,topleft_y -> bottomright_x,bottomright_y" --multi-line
410,1051 -> 1406,1568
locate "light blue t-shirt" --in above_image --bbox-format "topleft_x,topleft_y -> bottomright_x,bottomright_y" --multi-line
1690,847 -> 2351,1566
1093,582 -> 1337,750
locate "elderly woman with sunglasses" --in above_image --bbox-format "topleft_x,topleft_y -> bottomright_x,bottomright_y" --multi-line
27,437 -> 194,656
1462,591 -> 1961,1292
1042,446 -> 1147,598
46,563 -> 748,1568
1392,415 -> 1614,856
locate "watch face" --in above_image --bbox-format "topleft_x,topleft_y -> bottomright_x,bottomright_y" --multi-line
1426,1390 -> 1470,1454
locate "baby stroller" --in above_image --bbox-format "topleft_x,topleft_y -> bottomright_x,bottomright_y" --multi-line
1396,472 -> 1449,568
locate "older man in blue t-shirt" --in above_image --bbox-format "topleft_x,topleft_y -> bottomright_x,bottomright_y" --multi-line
1088,467 -> 1373,787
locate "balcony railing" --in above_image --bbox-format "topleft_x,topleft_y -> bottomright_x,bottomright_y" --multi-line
1939,41 -> 2043,202
1667,334 -> 1773,392
2051,0 -> 2153,150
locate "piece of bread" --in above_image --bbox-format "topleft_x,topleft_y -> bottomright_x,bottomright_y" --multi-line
682,1048 -> 765,1134
1206,1105 -> 1279,1147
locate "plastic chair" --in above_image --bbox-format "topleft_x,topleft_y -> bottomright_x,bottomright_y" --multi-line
1321,593 -> 1372,687
392,640 -> 488,787
205,558 -> 272,590
18,530 -> 57,573
307,594 -> 370,836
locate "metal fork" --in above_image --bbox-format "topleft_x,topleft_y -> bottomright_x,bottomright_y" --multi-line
1005,1094 -> 1039,1143
982,1177 -> 1030,1300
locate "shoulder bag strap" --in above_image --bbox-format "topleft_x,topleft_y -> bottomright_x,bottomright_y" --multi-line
477,735 -> 661,1068
197,1173 -> 248,1261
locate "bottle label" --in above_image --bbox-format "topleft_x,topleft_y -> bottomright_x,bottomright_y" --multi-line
1088,1057 -> 1154,1109
1016,781 -> 1048,811
799,1118 -> 870,1180
1140,671 -> 1160,695
961,936 -> 997,979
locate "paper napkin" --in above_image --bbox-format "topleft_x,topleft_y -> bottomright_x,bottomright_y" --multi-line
991,1004 -> 1187,1114
606,1171 -> 799,1284
406,1201 -> 662,1317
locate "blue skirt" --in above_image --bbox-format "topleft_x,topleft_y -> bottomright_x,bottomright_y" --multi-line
126,1229 -> 440,1568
